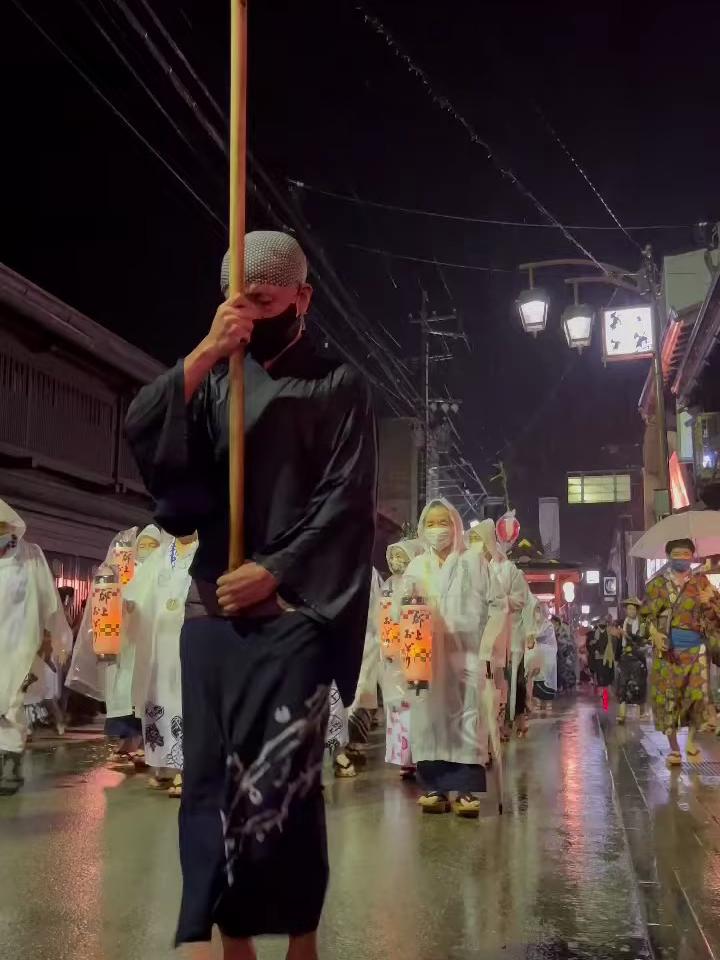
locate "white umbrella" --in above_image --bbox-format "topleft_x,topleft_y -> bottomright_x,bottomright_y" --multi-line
631,510 -> 720,560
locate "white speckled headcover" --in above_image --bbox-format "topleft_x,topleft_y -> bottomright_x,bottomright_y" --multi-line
220,231 -> 308,296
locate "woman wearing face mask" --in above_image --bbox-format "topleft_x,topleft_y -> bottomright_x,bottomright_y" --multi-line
382,540 -> 423,776
403,500 -> 490,818
643,538 -> 720,766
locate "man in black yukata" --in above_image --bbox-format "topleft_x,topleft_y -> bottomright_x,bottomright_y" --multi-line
125,231 -> 377,960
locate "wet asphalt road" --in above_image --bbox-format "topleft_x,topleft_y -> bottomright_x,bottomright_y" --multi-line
1,697 -> 717,960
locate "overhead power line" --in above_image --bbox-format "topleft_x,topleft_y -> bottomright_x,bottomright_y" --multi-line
10,0 -> 225,231
15,1 -> 412,414
531,103 -> 642,252
347,243 -> 512,273
356,5 -> 610,276
288,179 -> 692,232
110,0 -> 227,155
136,0 -> 227,125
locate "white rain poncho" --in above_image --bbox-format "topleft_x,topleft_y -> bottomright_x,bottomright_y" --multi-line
477,522 -> 534,720
0,500 -> 71,753
129,535 -> 197,771
349,568 -> 384,711
382,539 -> 424,766
381,539 -> 425,704
402,499 -> 490,767
65,525 -> 166,715
524,602 -> 558,693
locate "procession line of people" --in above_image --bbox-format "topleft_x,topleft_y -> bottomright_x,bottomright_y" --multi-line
65,524 -> 199,796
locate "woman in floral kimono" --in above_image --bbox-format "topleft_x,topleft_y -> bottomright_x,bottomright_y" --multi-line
403,500 -> 490,819
642,538 -> 720,765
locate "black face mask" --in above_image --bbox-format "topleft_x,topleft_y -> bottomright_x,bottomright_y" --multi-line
248,304 -> 302,365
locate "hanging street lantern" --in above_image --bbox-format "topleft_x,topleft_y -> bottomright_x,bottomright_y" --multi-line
496,510 -> 521,548
516,287 -> 549,336
562,303 -> 594,352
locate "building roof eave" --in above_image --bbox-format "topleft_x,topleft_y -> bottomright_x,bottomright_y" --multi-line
638,302 -> 703,420
0,262 -> 165,385
674,270 -> 720,407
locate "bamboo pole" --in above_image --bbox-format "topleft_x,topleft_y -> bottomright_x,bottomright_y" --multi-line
228,0 -> 248,570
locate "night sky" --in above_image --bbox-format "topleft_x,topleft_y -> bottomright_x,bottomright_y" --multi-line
3,1 -> 719,562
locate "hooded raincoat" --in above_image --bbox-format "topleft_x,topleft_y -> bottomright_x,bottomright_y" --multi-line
382,539 -> 424,767
477,523 -> 534,720
349,568 -> 384,712
0,500 -> 70,754
66,526 -> 167,722
524,602 -> 558,699
402,500 -> 490,787
129,534 -> 198,771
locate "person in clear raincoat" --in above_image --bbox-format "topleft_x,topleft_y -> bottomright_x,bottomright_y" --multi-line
381,539 -> 424,776
66,524 -> 166,770
475,520 -> 535,738
129,532 -> 198,796
0,499 -> 71,792
346,568 -> 384,750
402,499 -> 491,819
523,601 -> 558,711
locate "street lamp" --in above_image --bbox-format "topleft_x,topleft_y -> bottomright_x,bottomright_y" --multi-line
562,303 -> 594,352
516,282 -> 549,336
515,252 -> 671,511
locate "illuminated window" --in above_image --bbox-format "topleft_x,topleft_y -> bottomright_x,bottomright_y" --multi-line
567,473 -> 631,505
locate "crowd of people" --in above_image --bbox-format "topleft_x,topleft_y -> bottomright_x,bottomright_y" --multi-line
6,500 -> 720,806
2,231 -> 720,960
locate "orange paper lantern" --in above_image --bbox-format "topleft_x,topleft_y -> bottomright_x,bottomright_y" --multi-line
112,544 -> 135,586
380,596 -> 401,658
399,600 -> 433,685
91,564 -> 122,660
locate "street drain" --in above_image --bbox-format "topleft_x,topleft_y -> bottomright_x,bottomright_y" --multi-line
686,761 -> 720,775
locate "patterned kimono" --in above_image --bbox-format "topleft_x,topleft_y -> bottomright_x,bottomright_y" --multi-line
615,618 -> 648,706
556,623 -> 579,692
642,572 -> 720,732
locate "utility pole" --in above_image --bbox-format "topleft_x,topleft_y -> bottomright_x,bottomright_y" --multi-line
642,244 -> 671,514
410,291 -> 461,506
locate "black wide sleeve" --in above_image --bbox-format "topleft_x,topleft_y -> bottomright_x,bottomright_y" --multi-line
253,365 -> 378,626
124,360 -> 214,537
